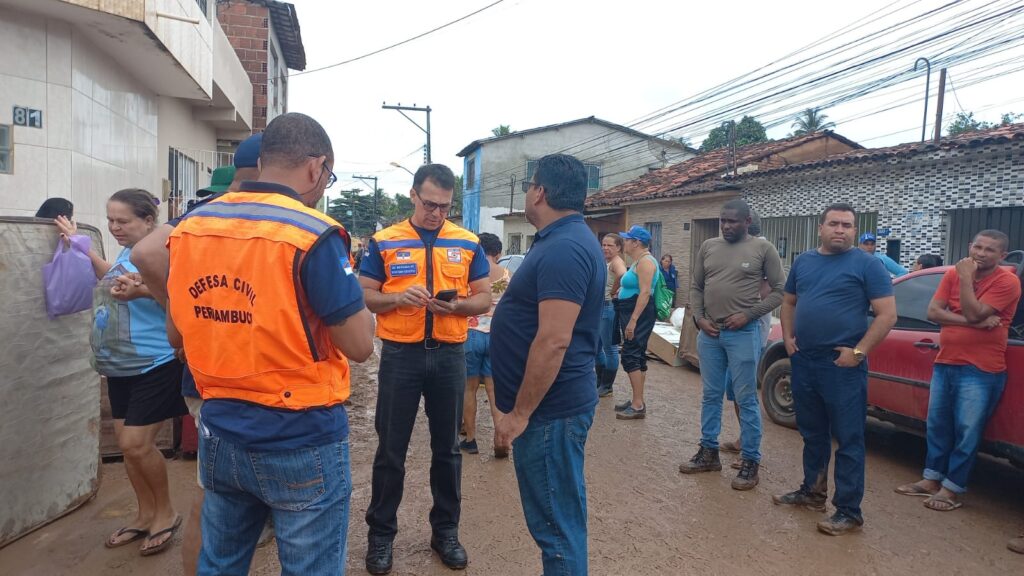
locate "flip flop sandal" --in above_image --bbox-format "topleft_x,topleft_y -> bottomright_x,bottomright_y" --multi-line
139,515 -> 182,557
895,483 -> 937,497
924,495 -> 963,512
105,527 -> 149,548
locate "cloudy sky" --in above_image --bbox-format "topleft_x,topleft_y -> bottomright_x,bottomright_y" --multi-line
287,0 -> 1024,203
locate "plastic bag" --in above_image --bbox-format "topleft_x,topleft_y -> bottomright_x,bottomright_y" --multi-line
42,235 -> 97,319
653,269 -> 674,321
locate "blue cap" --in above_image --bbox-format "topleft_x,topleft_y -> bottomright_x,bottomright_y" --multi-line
620,225 -> 652,245
233,133 -> 263,169
859,232 -> 877,244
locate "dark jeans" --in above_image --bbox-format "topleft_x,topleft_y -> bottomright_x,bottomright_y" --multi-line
614,296 -> 656,374
790,350 -> 868,521
365,340 -> 465,540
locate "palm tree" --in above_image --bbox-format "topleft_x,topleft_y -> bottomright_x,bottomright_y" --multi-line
791,108 -> 835,136
491,125 -> 512,137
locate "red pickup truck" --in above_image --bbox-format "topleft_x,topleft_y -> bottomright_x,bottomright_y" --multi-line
758,259 -> 1024,469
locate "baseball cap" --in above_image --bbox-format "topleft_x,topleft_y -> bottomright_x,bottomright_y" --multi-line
233,133 -> 263,169
620,225 -> 652,245
198,165 -> 235,197
859,232 -> 877,244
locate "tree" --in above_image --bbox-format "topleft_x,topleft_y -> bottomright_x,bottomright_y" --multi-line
699,116 -> 769,152
946,111 -> 1022,137
491,125 -> 512,137
452,175 -> 464,218
791,108 -> 835,136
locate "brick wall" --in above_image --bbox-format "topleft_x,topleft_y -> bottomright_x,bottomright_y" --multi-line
217,1 -> 270,131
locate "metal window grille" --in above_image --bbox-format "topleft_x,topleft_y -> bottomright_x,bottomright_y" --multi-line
507,233 -> 522,255
0,125 -> 11,174
644,221 -> 662,258
167,148 -> 234,219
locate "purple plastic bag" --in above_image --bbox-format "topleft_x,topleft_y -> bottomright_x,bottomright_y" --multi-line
42,234 -> 97,319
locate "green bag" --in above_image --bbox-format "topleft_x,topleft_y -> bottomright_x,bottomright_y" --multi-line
653,268 -> 674,321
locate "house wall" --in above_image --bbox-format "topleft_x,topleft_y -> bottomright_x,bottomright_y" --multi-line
739,139 -> 1024,269
218,0 -> 271,131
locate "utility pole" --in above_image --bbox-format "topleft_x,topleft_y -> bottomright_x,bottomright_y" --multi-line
353,175 -> 378,232
382,102 -> 432,163
509,175 -> 517,215
933,68 -> 947,143
914,57 -> 931,142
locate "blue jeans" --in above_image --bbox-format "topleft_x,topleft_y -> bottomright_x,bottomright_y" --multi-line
790,350 -> 867,521
198,430 -> 351,576
595,301 -> 619,372
466,330 -> 492,377
923,363 -> 1006,494
697,323 -> 763,462
512,409 -> 595,576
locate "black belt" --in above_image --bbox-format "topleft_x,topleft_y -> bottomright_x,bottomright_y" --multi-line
382,338 -> 461,350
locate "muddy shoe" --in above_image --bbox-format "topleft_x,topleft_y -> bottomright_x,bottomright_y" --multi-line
1008,535 -> 1024,554
614,399 -> 632,412
772,489 -> 826,512
731,459 -> 760,491
597,385 -> 613,397
817,511 -> 863,536
459,439 -> 479,454
365,537 -> 394,575
431,534 -> 468,570
679,446 -> 721,474
616,404 -> 646,420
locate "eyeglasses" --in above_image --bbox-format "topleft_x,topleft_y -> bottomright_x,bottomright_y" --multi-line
308,154 -> 337,189
412,189 -> 451,214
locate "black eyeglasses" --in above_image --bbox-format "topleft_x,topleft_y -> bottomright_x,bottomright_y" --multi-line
412,189 -> 452,214
308,154 -> 337,189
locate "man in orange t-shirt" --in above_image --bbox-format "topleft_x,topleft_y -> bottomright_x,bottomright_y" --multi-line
895,229 -> 1021,511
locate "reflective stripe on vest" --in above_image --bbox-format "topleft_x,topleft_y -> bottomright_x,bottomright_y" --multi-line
167,191 -> 352,409
374,219 -> 479,343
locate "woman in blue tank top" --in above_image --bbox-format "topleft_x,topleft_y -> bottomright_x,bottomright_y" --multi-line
613,225 -> 659,420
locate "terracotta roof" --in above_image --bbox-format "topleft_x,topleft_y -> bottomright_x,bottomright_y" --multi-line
585,131 -> 862,208
456,116 -> 696,158
725,122 -> 1024,180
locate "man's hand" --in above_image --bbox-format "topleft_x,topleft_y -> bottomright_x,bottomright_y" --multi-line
427,297 -> 458,316
697,318 -> 720,338
955,257 -> 978,281
833,346 -> 861,367
784,336 -> 799,356
494,411 -> 528,453
624,318 -> 637,341
722,312 -> 749,331
973,315 -> 1002,330
396,285 -> 431,308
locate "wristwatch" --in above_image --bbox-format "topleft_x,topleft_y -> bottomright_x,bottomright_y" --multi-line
852,348 -> 866,363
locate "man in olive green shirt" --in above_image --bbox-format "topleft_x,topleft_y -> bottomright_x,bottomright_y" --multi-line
680,199 -> 785,491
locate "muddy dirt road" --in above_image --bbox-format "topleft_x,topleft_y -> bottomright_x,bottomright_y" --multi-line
2,356 -> 1022,575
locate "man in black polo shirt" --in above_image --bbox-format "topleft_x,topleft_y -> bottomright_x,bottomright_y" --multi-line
492,153 -> 605,575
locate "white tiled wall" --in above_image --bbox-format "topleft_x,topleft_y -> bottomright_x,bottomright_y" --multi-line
0,10 -> 159,259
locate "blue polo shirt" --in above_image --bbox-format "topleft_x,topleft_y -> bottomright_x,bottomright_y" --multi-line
185,182 -> 365,450
491,213 -> 604,421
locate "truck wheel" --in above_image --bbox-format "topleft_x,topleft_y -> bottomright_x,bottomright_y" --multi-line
762,358 -> 797,429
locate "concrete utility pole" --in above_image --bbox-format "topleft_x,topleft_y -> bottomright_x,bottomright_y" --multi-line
509,175 -> 517,215
914,57 -> 931,143
353,175 -> 378,231
382,103 -> 432,163
933,68 -> 947,143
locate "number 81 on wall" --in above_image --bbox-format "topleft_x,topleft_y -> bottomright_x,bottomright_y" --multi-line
13,106 -> 43,129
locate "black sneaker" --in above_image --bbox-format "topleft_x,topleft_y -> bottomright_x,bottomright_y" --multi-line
615,404 -> 646,420
459,439 -> 478,454
614,399 -> 632,412
430,534 -> 468,570
817,511 -> 863,536
365,537 -> 394,575
679,446 -> 721,474
731,459 -> 760,491
597,385 -> 613,397
771,488 -> 827,512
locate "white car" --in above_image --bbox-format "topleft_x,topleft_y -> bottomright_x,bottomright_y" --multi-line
497,254 -> 525,275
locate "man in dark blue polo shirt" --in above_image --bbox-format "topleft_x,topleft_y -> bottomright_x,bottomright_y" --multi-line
492,153 -> 605,576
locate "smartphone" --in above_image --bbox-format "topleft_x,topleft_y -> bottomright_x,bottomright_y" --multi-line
435,289 -> 458,302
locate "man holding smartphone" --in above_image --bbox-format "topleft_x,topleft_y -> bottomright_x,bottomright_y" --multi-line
358,164 -> 492,574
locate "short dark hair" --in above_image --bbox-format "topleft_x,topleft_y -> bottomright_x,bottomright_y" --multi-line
916,254 -> 943,269
478,232 -> 502,257
413,163 -> 455,192
533,154 -> 587,212
975,229 -> 1010,251
36,197 -> 74,219
661,254 -> 673,263
749,210 -> 762,236
109,188 -> 159,221
260,112 -> 333,168
721,199 -> 751,220
820,202 -> 857,224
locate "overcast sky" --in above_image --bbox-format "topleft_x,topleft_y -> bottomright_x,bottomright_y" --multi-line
288,0 -> 1024,203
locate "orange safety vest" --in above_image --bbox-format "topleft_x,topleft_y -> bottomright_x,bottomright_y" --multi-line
167,190 -> 352,409
374,219 -> 480,343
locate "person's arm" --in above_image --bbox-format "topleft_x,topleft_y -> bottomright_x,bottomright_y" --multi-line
130,224 -> 173,307
55,215 -> 111,279
747,244 -> 786,319
609,258 -> 626,298
926,297 -> 1001,328
846,295 -> 896,357
357,238 -> 431,313
327,309 -> 374,362
625,256 -> 656,340
302,232 -> 374,362
166,305 -> 183,349
781,292 -> 798,355
954,258 -> 998,323
494,298 -> 582,450
689,244 -> 719,336
426,277 -> 492,317
881,254 -> 908,277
